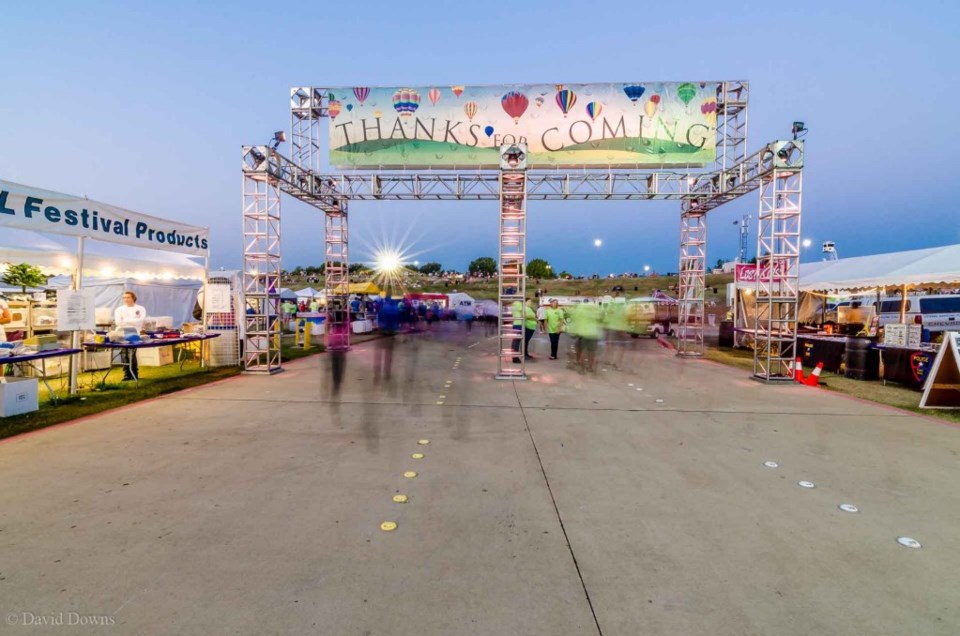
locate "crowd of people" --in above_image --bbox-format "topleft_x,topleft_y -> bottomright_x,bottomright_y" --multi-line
513,298 -> 640,373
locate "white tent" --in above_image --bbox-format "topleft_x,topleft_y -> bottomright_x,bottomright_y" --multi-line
447,292 -> 475,317
0,228 -> 205,279
46,275 -> 202,326
295,287 -> 322,298
800,244 -> 960,292
279,288 -> 298,301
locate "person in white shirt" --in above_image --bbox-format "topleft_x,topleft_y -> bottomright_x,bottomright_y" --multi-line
0,296 -> 11,343
114,291 -> 146,380
536,302 -> 547,333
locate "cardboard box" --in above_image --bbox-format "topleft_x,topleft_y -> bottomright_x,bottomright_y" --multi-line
138,346 -> 174,367
0,377 -> 39,417
82,350 -> 113,371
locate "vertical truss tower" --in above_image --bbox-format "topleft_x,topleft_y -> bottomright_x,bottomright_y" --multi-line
324,198 -> 350,351
241,149 -> 282,373
754,142 -> 804,381
496,145 -> 529,379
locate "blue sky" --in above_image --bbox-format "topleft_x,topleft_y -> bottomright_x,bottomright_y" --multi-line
2,1 -> 958,276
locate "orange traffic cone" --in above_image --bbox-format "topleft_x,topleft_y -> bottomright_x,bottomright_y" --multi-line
793,357 -> 804,383
804,362 -> 824,387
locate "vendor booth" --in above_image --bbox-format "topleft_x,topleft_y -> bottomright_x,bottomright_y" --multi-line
731,244 -> 960,397
1,178 -> 223,410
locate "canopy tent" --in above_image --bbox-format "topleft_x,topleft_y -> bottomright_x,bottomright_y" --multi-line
46,276 -> 202,326
295,287 -> 322,298
0,228 -> 205,280
475,299 -> 499,318
348,281 -> 381,295
799,244 -> 960,292
278,288 -> 298,301
447,292 -> 476,318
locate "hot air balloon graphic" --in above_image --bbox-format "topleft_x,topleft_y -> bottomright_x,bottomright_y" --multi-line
328,99 -> 342,119
555,84 -> 565,92
535,96 -> 544,108
644,97 -> 659,119
464,101 -> 479,121
677,82 -> 697,107
501,91 -> 529,124
484,125 -> 495,138
451,85 -> 464,98
555,89 -> 577,117
428,88 -> 441,106
623,84 -> 645,102
346,104 -> 353,111
701,98 -> 718,125
585,101 -> 602,121
392,88 -> 420,117
353,87 -> 370,104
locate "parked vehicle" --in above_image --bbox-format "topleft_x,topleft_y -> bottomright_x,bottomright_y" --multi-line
875,294 -> 960,332
625,298 -> 675,338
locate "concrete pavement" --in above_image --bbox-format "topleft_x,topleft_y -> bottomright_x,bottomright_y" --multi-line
0,323 -> 957,635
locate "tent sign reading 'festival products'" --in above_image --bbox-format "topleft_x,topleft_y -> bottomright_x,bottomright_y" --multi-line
0,179 -> 209,257
327,83 -> 719,169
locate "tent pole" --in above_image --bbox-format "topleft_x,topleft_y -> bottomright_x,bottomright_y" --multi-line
68,237 -> 85,396
899,284 -> 909,324
200,255 -> 209,369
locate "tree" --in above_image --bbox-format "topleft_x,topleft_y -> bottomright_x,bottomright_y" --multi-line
2,263 -> 47,293
418,262 -> 443,275
348,263 -> 369,275
715,258 -> 727,269
557,271 -> 573,280
527,258 -> 555,279
468,256 -> 497,276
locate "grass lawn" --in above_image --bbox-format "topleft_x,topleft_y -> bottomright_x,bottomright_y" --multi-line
0,331 -> 391,441
703,345 -> 960,425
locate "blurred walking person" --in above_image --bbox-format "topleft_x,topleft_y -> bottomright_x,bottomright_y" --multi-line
511,298 -> 538,363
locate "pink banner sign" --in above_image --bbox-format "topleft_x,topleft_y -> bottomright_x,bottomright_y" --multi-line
735,262 -> 789,283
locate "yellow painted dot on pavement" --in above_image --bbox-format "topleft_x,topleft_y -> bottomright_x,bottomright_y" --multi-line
404,471 -> 418,478
380,521 -> 398,532
393,495 -> 408,503
411,453 -> 424,460
418,439 -> 430,445
436,401 -> 444,405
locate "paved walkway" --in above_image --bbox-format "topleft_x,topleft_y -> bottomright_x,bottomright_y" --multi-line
1,324 -> 958,635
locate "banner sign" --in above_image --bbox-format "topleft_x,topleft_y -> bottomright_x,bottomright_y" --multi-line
327,82 -> 718,169
0,180 -> 209,257
736,262 -> 789,284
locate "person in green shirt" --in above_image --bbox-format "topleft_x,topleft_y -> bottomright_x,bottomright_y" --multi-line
544,299 -> 566,360
511,298 -> 539,363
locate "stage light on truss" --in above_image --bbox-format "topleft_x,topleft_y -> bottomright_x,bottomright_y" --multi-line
499,143 -> 528,170
270,131 -> 286,150
244,146 -> 267,170
791,121 -> 807,140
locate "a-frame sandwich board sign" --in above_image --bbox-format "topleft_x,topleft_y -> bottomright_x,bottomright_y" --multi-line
919,331 -> 960,409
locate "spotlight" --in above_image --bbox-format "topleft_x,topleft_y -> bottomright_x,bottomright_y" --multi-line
791,121 -> 807,140
270,131 -> 286,150
499,143 -> 528,170
802,238 -> 812,248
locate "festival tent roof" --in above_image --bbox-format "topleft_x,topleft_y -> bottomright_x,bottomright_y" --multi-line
0,228 -> 205,280
295,287 -> 322,298
348,282 -> 381,295
799,244 -> 960,292
279,288 -> 298,301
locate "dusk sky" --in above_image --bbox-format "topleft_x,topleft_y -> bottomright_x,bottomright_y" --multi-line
2,1 -> 958,276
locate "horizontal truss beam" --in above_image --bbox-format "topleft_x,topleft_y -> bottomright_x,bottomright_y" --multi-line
243,142 -> 802,206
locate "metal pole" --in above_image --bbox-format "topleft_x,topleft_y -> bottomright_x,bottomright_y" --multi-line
201,254 -> 209,368
68,236 -> 85,396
